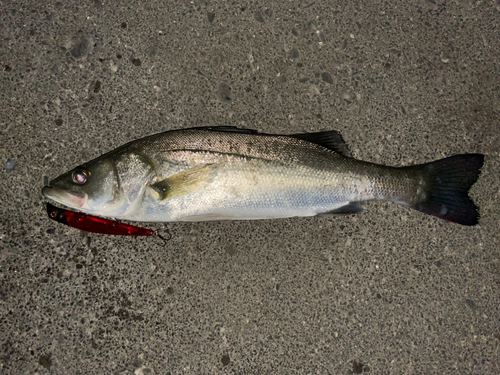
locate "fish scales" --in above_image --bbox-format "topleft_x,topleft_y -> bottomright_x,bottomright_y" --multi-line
120,131 -> 414,221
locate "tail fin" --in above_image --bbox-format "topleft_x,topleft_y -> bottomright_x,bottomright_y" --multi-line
407,154 -> 484,226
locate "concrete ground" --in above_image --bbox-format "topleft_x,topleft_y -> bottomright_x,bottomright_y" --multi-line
1,1 -> 499,374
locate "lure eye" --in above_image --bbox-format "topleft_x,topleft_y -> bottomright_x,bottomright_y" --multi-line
72,169 -> 90,185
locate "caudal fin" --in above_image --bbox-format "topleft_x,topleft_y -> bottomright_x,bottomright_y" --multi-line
408,154 -> 484,226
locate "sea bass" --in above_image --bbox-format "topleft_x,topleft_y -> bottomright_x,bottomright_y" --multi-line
42,127 -> 484,226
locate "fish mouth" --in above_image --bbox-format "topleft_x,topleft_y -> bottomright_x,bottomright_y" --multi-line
42,186 -> 87,209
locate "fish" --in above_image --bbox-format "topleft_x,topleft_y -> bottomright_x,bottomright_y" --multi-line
42,126 -> 484,226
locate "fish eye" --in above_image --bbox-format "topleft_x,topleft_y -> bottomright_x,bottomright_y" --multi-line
72,169 -> 90,185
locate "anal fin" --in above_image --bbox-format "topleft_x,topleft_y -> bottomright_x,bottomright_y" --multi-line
317,202 -> 365,217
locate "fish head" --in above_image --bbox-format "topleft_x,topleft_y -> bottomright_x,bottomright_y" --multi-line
42,157 -> 126,216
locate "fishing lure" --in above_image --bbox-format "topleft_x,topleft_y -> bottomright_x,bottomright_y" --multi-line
46,203 -> 155,236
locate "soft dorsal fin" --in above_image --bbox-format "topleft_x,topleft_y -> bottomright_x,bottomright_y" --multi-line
290,131 -> 353,158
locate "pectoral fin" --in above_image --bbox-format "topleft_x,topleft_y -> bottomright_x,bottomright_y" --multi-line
150,164 -> 218,200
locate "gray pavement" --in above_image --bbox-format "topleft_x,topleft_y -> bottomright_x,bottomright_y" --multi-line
1,1 -> 499,374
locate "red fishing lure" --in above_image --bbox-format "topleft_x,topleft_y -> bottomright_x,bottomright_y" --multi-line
46,203 -> 154,236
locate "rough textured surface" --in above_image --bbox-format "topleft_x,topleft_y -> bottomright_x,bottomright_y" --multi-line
1,1 -> 499,374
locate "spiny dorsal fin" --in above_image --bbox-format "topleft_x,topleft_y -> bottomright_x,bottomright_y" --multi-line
290,131 -> 353,158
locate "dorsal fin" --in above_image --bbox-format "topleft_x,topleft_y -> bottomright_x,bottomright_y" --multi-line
291,131 -> 353,158
187,126 -> 353,157
188,126 -> 259,134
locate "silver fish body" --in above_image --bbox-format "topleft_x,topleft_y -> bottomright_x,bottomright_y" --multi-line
42,127 -> 484,225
